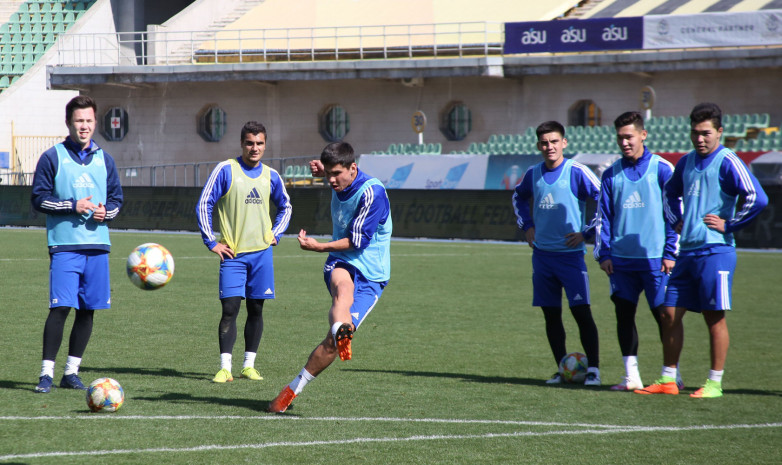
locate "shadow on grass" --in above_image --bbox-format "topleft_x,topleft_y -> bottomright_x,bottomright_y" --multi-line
81,366 -> 206,380
343,369 -> 782,396
131,391 -> 300,415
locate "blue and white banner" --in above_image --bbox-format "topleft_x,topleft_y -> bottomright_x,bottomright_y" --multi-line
358,154 -> 488,190
504,17 -> 643,54
643,10 -> 782,49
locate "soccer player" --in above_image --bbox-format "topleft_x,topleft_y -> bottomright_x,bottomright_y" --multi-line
196,121 -> 291,383
594,111 -> 679,391
31,95 -> 124,393
512,121 -> 602,386
268,141 -> 391,413
635,103 -> 768,398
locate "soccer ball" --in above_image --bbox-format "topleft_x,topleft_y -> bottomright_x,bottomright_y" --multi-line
558,352 -> 588,383
126,243 -> 175,290
86,378 -> 124,412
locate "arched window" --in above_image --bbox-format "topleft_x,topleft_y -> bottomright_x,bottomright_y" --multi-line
197,105 -> 227,142
440,101 -> 472,141
319,104 -> 350,142
568,100 -> 602,127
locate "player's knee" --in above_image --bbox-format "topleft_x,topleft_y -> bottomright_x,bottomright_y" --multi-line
220,296 -> 242,319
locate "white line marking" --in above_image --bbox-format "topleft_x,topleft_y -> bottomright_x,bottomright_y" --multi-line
1,422 -> 780,461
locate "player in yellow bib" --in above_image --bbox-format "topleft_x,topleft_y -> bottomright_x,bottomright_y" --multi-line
196,121 -> 292,383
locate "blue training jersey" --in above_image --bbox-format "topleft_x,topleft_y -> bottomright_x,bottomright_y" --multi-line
196,157 -> 292,252
664,145 -> 768,255
328,169 -> 392,283
512,158 -> 600,253
594,148 -> 677,271
30,137 -> 123,253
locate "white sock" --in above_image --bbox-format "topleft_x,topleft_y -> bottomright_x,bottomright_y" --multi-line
331,322 -> 345,347
289,368 -> 315,395
243,352 -> 256,369
220,353 -> 232,371
708,370 -> 724,383
63,356 -> 81,376
661,366 -> 678,379
40,360 -> 55,378
623,356 -> 640,380
587,366 -> 600,375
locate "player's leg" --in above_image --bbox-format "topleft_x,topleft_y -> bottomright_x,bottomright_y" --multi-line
214,296 -> 241,382
561,255 -> 600,385
241,249 -> 274,380
691,251 -> 734,398
240,298 -> 264,380
268,264 -> 356,413
691,310 -> 728,398
532,252 -> 566,383
214,256 -> 248,382
59,252 -> 110,390
36,306 -> 71,393
635,305 -> 685,395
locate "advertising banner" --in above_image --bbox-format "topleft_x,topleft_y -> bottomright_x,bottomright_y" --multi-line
504,17 -> 643,54
644,10 -> 782,49
358,154 -> 488,190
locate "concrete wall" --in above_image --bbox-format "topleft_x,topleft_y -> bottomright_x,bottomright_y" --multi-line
83,66 -> 781,166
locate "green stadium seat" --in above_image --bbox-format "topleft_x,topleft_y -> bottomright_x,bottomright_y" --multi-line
0,76 -> 9,88
283,165 -> 294,178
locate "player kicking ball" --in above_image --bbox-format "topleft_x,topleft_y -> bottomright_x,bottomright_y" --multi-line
268,142 -> 392,413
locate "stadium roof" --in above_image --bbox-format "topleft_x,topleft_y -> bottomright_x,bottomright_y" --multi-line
582,0 -> 782,18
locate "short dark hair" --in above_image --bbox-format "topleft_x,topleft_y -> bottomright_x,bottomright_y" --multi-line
65,95 -> 97,122
690,103 -> 722,130
614,111 -> 645,131
536,121 -> 566,140
240,121 -> 267,142
320,142 -> 355,167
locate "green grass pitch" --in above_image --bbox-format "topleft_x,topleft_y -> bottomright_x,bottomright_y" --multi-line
0,228 -> 780,464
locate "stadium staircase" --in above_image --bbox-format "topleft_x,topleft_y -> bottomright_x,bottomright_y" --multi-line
0,0 -> 96,93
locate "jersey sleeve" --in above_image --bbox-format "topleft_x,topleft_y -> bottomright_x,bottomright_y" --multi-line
512,167 -> 535,231
721,154 -> 768,234
572,162 -> 601,239
196,161 -> 232,250
30,147 -> 75,215
268,168 -> 292,242
594,170 -> 613,262
657,158 -> 678,260
348,183 -> 390,250
102,153 -> 123,221
663,156 -> 687,228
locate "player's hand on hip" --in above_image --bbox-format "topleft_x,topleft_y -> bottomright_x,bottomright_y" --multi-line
75,195 -> 98,215
600,259 -> 613,276
210,243 -> 234,261
309,160 -> 325,177
703,214 -> 726,233
565,232 -> 584,247
661,258 -> 675,274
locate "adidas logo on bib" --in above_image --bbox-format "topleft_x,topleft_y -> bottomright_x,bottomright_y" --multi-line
73,173 -> 95,188
538,193 -> 557,210
245,188 -> 264,204
623,191 -> 645,209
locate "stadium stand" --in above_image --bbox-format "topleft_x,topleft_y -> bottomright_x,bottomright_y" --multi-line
0,0 -> 96,92
581,0 -> 782,17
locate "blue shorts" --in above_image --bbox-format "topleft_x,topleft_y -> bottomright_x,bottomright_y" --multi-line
663,251 -> 736,311
323,256 -> 386,330
532,250 -> 590,307
49,251 -> 111,310
219,248 -> 275,300
609,269 -> 668,309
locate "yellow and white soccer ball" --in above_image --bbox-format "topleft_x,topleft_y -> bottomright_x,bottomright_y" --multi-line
86,377 -> 125,413
126,243 -> 175,290
558,352 -> 588,383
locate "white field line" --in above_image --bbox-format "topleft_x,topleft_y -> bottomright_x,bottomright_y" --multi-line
0,417 -> 780,462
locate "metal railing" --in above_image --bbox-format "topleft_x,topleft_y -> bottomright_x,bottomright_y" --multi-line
2,155 -> 325,187
56,22 -> 505,67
